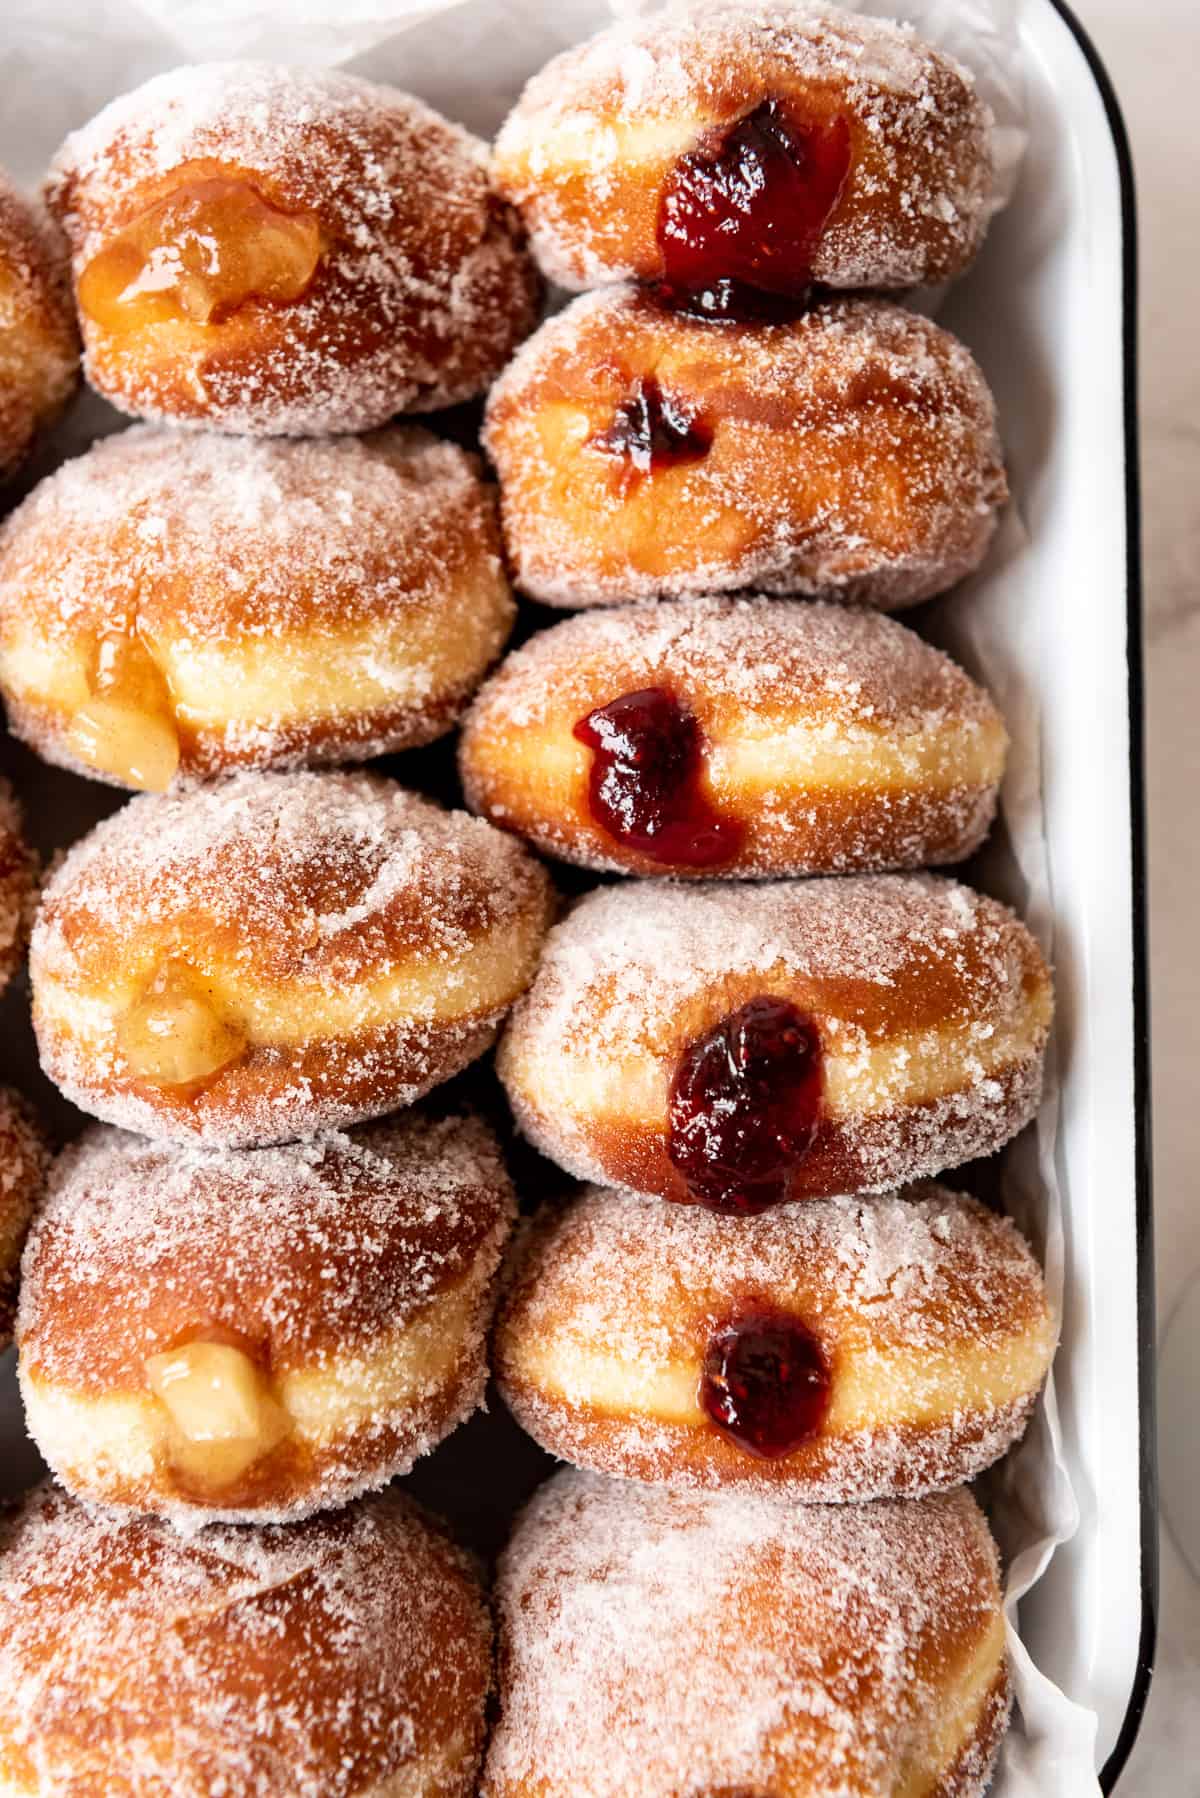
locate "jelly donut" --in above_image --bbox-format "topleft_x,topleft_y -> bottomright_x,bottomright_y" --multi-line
0,776 -> 36,996
484,1470 -> 1009,1798
45,62 -> 541,434
484,289 -> 1006,609
496,1182 -> 1053,1500
31,770 -> 554,1147
0,168 -> 78,481
0,1089 -> 48,1347
493,1 -> 995,311
19,1112 -> 514,1523
0,426 -> 514,791
498,875 -> 1052,1211
460,599 -> 1007,877
0,1484 -> 491,1798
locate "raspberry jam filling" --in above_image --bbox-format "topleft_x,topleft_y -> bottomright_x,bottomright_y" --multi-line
78,177 -> 323,330
588,376 -> 713,487
667,997 -> 822,1212
701,1308 -> 831,1457
657,101 -> 852,321
573,686 -> 742,868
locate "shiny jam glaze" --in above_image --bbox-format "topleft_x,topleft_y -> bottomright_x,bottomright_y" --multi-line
573,686 -> 743,868
588,376 -> 713,488
667,997 -> 822,1211
657,101 -> 852,320
700,1308 -> 831,1457
66,626 -> 180,792
78,177 -> 323,330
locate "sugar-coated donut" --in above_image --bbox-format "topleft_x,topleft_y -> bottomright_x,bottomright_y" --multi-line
460,598 -> 1007,877
45,62 -> 541,435
484,1470 -> 1009,1798
484,289 -> 1006,609
0,776 -> 36,997
0,1484 -> 491,1798
496,1182 -> 1053,1500
19,1112 -> 514,1523
0,168 -> 78,481
0,425 -> 514,791
0,1089 -> 48,1347
498,874 -> 1052,1211
31,770 -> 554,1147
492,2 -> 996,307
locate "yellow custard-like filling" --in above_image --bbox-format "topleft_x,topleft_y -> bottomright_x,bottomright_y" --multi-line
116,961 -> 248,1088
78,177 -> 323,330
66,629 -> 180,792
145,1340 -> 290,1489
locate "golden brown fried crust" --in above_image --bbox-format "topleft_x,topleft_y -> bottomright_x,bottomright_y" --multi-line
31,771 -> 556,1145
0,1090 -> 49,1346
46,66 -> 540,434
937,1667 -> 1013,1798
0,776 -> 36,996
484,1472 -> 1008,1798
484,290 -> 1007,610
40,1012 -> 506,1148
498,875 -> 1051,1203
0,172 -> 79,479
459,598 -> 1006,876
494,1183 -> 1052,1500
0,1485 -> 492,1798
20,1115 -> 514,1384
491,2 -> 994,292
0,426 -> 515,782
512,1054 -> 1046,1208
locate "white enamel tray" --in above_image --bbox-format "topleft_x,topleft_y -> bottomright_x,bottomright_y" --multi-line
0,0 -> 1154,1788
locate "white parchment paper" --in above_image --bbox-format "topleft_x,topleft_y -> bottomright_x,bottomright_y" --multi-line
0,1 -> 1104,1791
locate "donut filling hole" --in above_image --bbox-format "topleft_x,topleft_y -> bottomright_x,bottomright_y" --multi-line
66,629 -> 180,791
77,177 -> 323,331
116,961 -> 248,1089
145,1339 -> 290,1488
668,997 -> 823,1212
573,685 -> 742,868
657,101 -> 852,320
700,1309 -> 832,1457
588,376 -> 713,489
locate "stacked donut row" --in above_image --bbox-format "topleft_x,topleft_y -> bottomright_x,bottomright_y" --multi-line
0,55 -> 554,1798
0,7 -> 1053,1797
473,8 -> 1053,1796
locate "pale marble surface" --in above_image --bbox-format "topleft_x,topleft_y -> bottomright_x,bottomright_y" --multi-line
1069,1 -> 1200,1789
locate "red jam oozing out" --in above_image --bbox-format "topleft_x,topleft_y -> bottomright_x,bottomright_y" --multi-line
573,686 -> 743,868
588,376 -> 713,487
657,101 -> 852,321
701,1308 -> 831,1458
667,997 -> 822,1212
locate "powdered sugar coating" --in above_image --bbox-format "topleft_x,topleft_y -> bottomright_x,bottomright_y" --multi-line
493,0 -> 996,293
496,1181 -> 1053,1501
484,1470 -> 1009,1798
484,289 -> 1007,609
32,770 -> 554,1146
459,596 -> 1007,875
498,873 -> 1052,1201
0,167 -> 78,479
0,775 -> 36,995
0,424 -> 514,782
0,1089 -> 48,1347
21,1111 -> 513,1378
45,62 -> 540,434
18,1113 -> 516,1522
0,1483 -> 491,1798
